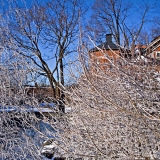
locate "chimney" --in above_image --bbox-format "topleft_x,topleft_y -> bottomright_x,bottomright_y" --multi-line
106,34 -> 112,42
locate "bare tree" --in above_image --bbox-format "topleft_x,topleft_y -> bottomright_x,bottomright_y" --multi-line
0,34 -> 61,159
5,0 -> 85,112
91,0 -> 131,45
89,0 -> 158,52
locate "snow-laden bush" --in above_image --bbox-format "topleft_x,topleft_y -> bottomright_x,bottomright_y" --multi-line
51,48 -> 160,159
0,37 -> 159,159
0,48 -> 56,159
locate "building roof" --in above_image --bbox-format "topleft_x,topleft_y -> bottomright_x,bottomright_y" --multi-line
145,36 -> 160,52
135,45 -> 147,49
90,34 -> 119,52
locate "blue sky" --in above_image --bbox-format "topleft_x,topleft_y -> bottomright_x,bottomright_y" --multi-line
1,0 -> 158,29
1,0 -> 160,83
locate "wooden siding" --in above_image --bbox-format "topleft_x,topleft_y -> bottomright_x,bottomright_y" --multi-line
148,46 -> 160,59
89,49 -> 120,71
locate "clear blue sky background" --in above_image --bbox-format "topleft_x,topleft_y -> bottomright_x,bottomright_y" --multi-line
0,0 -> 159,84
1,0 -> 159,32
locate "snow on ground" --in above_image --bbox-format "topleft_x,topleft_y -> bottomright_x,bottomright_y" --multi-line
0,103 -> 56,113
0,103 -> 72,113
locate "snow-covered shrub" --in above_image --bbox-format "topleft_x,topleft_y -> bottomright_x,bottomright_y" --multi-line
51,48 -> 160,159
0,42 -> 58,160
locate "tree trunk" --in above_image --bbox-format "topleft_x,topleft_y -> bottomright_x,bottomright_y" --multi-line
59,58 -> 65,113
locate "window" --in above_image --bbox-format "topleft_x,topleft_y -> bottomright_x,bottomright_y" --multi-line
157,52 -> 160,59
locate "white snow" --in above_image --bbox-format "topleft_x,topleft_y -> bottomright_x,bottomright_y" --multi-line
0,103 -> 56,113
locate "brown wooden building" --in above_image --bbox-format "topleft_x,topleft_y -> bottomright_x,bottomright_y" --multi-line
89,34 -> 119,71
145,36 -> 160,60
89,34 -> 160,73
